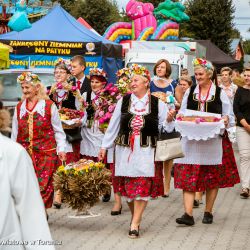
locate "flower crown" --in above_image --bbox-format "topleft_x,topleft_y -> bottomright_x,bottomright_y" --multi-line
192,58 -> 213,70
116,67 -> 131,78
55,57 -> 72,71
130,64 -> 151,81
17,72 -> 41,84
89,68 -> 107,80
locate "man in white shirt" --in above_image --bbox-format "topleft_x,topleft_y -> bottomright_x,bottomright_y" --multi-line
70,55 -> 91,95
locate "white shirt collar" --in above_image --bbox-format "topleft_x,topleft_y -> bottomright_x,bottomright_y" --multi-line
131,93 -> 149,104
77,75 -> 85,83
20,99 -> 46,119
193,82 -> 216,96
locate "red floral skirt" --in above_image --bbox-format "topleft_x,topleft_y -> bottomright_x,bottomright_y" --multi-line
114,162 -> 164,200
174,136 -> 240,192
110,163 -> 122,193
65,142 -> 80,164
31,149 -> 58,209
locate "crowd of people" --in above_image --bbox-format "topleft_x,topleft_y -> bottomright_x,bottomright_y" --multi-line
0,54 -> 250,242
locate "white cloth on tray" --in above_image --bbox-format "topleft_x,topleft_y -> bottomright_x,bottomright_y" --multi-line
175,120 -> 225,141
174,136 -> 222,165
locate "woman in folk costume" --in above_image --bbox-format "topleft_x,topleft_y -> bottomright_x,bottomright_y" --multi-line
49,58 -> 84,163
80,68 -> 108,160
11,72 -> 67,214
99,64 -> 175,238
109,67 -> 132,215
174,58 -> 240,226
49,58 -> 84,208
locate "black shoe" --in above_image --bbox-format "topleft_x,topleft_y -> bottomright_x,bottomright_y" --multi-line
128,226 -> 140,239
111,206 -> 122,216
162,193 -> 169,198
202,212 -> 213,224
53,201 -> 62,209
193,199 -> 200,208
102,193 -> 111,202
176,213 -> 195,226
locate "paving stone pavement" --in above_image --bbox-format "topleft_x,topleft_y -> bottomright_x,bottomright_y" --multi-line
48,149 -> 250,250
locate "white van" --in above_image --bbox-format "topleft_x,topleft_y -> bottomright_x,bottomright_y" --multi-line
0,68 -> 54,109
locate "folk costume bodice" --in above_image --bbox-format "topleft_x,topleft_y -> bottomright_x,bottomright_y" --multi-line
16,100 -> 57,155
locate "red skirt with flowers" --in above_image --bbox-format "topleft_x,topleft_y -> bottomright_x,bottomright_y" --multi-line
115,162 -> 164,200
32,149 -> 58,209
174,136 -> 240,192
110,163 -> 122,193
64,142 -> 80,164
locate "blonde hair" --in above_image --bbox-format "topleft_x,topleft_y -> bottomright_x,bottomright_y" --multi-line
21,81 -> 49,101
194,65 -> 214,79
179,75 -> 193,86
233,76 -> 245,87
132,74 -> 149,89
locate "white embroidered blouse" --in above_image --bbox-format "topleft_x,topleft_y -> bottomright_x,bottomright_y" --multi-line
101,93 -> 175,177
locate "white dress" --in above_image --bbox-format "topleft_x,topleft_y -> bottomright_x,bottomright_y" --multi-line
80,92 -> 104,157
101,93 -> 175,177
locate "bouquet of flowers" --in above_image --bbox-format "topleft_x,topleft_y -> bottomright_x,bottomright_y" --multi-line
49,82 -> 86,111
115,67 -> 131,95
93,83 -> 122,132
59,108 -> 84,129
53,159 -> 111,216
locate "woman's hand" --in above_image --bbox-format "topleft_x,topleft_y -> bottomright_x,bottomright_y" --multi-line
98,148 -> 107,161
58,152 -> 67,162
244,123 -> 250,133
222,115 -> 229,127
167,109 -> 176,122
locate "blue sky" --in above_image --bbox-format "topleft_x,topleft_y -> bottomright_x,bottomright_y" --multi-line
116,0 -> 250,40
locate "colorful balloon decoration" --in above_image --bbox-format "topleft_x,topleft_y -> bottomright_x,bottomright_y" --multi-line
103,0 -> 190,43
137,27 -> 154,41
154,0 -> 190,25
8,0 -> 32,32
103,22 -> 132,43
126,0 -> 157,40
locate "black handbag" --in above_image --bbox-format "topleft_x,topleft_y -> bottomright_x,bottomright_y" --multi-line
64,128 -> 82,143
158,128 -> 181,141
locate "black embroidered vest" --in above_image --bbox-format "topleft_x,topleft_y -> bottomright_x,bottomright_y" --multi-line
115,94 -> 159,148
187,85 -> 222,114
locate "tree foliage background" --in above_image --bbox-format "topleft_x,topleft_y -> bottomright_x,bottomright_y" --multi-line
180,0 -> 235,53
53,0 -> 121,35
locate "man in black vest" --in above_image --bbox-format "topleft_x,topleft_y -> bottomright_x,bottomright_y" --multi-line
71,55 -> 91,95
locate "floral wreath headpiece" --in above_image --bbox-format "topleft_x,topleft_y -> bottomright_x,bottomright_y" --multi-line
130,64 -> 151,81
192,58 -> 213,71
116,67 -> 131,78
55,57 -> 72,72
17,72 -> 41,85
89,68 -> 108,81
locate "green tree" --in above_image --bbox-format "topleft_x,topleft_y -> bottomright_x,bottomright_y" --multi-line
73,0 -> 121,35
231,28 -> 241,39
53,0 -> 121,35
140,0 -> 163,8
182,0 -> 235,53
243,40 -> 250,54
